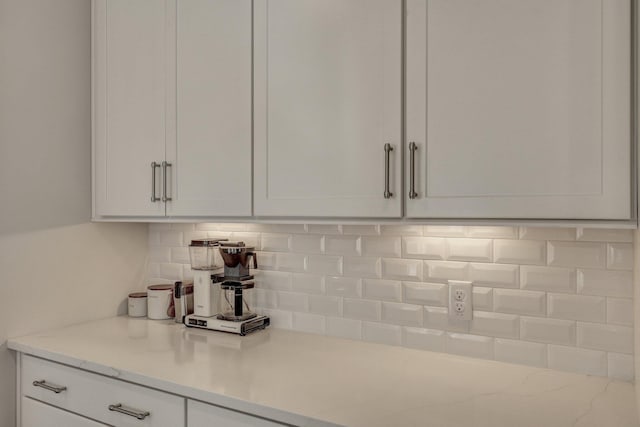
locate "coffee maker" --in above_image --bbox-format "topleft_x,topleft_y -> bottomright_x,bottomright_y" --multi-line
185,241 -> 269,336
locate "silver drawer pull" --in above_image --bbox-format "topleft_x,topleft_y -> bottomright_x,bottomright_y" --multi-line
32,380 -> 67,394
409,142 -> 418,199
383,143 -> 394,199
108,403 -> 150,420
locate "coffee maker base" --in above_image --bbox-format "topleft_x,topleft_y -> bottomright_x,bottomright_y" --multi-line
184,314 -> 270,336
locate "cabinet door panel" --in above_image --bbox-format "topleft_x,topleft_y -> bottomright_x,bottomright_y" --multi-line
188,400 -> 284,427
22,397 -> 106,427
406,0 -> 631,219
254,0 -> 402,217
167,0 -> 252,217
93,0 -> 168,217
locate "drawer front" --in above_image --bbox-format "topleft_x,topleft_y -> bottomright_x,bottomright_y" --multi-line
23,397 -> 107,427
188,400 -> 285,427
22,355 -> 185,427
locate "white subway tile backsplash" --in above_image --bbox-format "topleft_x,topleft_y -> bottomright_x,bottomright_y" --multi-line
446,333 -> 494,360
403,327 -> 446,352
466,226 -> 517,239
306,255 -> 341,275
548,293 -> 606,323
606,298 -> 633,326
470,311 -> 519,339
326,317 -> 362,340
547,241 -> 607,268
472,287 -> 493,311
424,306 -> 469,333
382,302 -> 423,327
576,322 -> 633,354
362,322 -> 402,346
446,238 -> 492,262
469,263 -> 518,288
343,299 -> 381,321
290,234 -> 322,254
182,230 -> 207,246
547,345 -> 607,376
380,225 -> 423,236
608,353 -> 635,381
607,243 -> 633,270
325,277 -> 361,298
494,240 -> 546,265
494,289 -> 546,316
292,273 -> 324,294
323,236 -> 360,256
577,228 -> 633,243
309,295 -> 342,316
170,247 -> 190,264
292,312 -> 325,334
520,266 -> 575,293
361,236 -> 402,258
159,231 -> 184,246
255,271 -> 293,291
382,258 -> 423,281
256,251 -> 277,270
229,232 -> 260,248
150,247 -> 171,262
519,227 -> 575,241
423,226 -> 466,237
577,269 -> 633,298
363,279 -> 402,302
341,225 -> 379,235
424,261 -> 469,283
307,224 -> 341,234
401,237 -> 446,260
494,339 -> 547,368
159,263 -> 183,280
520,317 -> 576,345
277,292 -> 309,312
261,309 -> 293,329
403,282 -> 448,306
343,257 -> 381,278
254,289 -> 278,309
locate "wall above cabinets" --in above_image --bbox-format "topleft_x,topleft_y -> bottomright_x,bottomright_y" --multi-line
92,0 -> 637,225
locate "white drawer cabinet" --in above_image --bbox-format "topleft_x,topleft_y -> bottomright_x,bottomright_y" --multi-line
21,355 -> 185,427
187,400 -> 285,427
22,397 -> 107,427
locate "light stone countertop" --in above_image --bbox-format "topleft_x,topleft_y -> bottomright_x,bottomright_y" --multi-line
8,317 -> 640,427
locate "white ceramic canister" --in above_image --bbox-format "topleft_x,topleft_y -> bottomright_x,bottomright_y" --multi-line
147,284 -> 175,320
128,292 -> 148,317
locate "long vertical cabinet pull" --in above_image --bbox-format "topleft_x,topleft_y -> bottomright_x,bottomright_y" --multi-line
162,161 -> 172,202
151,162 -> 161,202
409,142 -> 418,199
383,143 -> 394,199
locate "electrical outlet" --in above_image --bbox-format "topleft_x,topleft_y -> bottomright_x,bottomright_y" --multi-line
448,280 -> 472,320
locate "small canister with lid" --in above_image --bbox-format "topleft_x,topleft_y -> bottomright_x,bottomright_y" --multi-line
147,284 -> 175,320
128,292 -> 148,317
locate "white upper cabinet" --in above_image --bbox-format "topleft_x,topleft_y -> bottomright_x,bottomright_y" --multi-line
253,0 -> 403,218
406,0 -> 631,219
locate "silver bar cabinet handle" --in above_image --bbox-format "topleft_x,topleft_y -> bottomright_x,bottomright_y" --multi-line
161,161 -> 172,202
108,403 -> 150,420
33,380 -> 67,394
151,162 -> 161,202
383,143 -> 393,199
409,142 -> 418,199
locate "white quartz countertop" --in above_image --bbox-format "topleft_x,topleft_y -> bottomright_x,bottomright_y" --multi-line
8,317 -> 640,427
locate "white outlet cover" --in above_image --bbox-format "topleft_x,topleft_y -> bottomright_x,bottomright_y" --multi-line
449,280 -> 472,321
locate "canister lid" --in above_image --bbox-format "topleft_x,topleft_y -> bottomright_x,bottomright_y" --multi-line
190,238 -> 228,247
147,284 -> 174,291
128,292 -> 147,298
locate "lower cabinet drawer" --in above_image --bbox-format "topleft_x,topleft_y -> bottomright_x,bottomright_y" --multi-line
22,397 -> 107,427
188,400 -> 285,427
22,355 -> 185,427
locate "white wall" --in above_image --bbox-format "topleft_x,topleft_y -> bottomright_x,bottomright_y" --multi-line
0,1 -> 149,425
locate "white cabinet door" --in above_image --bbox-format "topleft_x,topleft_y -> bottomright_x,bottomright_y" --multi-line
188,400 -> 284,427
22,397 -> 106,427
167,0 -> 252,217
406,0 -> 631,219
93,0 -> 168,217
254,0 -> 402,218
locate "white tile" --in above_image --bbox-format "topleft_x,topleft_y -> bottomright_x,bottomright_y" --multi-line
170,247 -> 190,264
607,243 -> 633,270
181,265 -> 193,281
342,225 -> 379,235
254,289 -> 277,309
150,223 -> 172,231
445,333 -> 494,360
577,269 -> 633,298
277,292 -> 309,312
469,263 -> 518,288
472,287 -> 493,311
207,231 -> 232,241
519,227 -> 576,241
261,309 -> 293,329
382,302 -> 423,327
402,327 -> 446,352
343,299 -> 381,321
255,251 -> 277,271
547,345 -> 607,376
547,241 -> 607,268
325,317 -> 362,340
170,224 -> 193,231
401,237 -> 446,260
148,262 -> 160,278
204,223 -> 249,232
150,247 -> 171,263
307,224 -> 341,234
424,260 -> 469,283
445,238 -> 492,262
380,225 -> 423,236
466,226 -> 517,239
548,293 -> 605,322
255,271 -> 293,291
229,232 -> 260,248
291,273 -> 324,294
148,230 -> 161,246
343,257 -> 381,279
255,224 -> 307,233
182,230 -> 208,246
308,295 -> 341,316
608,353 -> 635,381
159,231 -> 184,247
520,317 -> 576,345
323,235 -> 360,256
424,306 -> 469,333
423,226 -> 466,237
606,298 -> 633,326
290,234 -> 322,253
325,277 -> 361,298
403,282 -> 448,306
362,322 -> 402,346
470,311 -> 519,339
361,236 -> 402,258
159,263 -> 183,280
292,312 -> 325,334
494,339 -> 547,368
363,279 -> 402,302
494,289 -> 546,316
520,266 -> 576,293
382,258 -> 423,281
577,228 -> 633,243
577,322 -> 633,354
493,240 -> 546,265
306,255 -> 341,275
